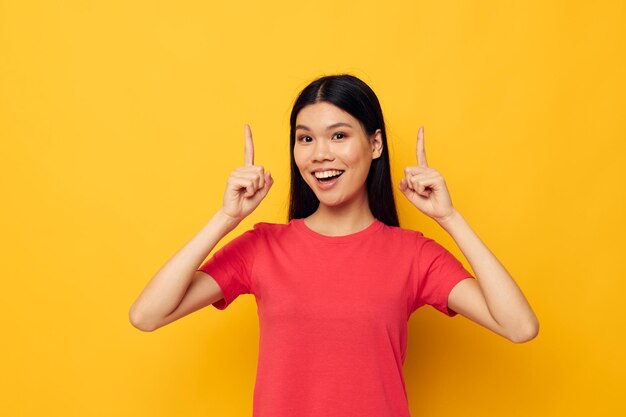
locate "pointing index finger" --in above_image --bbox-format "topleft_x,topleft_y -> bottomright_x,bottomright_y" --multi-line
416,126 -> 428,167
244,124 -> 254,166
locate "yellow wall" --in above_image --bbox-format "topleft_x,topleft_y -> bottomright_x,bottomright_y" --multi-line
1,1 -> 624,416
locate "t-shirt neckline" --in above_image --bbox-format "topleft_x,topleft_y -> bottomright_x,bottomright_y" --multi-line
291,217 -> 384,243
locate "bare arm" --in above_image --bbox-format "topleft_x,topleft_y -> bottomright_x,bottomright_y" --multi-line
129,124 -> 273,332
128,210 -> 239,331
440,210 -> 539,343
399,127 -> 538,343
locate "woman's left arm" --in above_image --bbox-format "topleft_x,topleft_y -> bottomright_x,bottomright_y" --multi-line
399,127 -> 539,343
437,209 -> 539,343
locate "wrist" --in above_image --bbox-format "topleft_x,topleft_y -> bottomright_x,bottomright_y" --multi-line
214,209 -> 242,232
435,208 -> 461,229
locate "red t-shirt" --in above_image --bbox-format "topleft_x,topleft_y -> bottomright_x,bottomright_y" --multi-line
198,218 -> 475,417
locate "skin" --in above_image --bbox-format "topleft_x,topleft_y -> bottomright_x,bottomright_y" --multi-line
128,124 -> 272,331
399,127 -> 539,343
293,102 -> 383,235
131,105 -> 539,343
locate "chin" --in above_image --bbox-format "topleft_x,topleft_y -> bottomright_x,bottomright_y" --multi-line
302,178 -> 363,208
317,199 -> 344,207
317,195 -> 354,208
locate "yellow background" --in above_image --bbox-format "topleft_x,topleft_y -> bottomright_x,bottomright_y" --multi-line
1,1 -> 624,416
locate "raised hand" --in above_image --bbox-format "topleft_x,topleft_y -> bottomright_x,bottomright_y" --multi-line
398,126 -> 455,223
220,124 -> 273,222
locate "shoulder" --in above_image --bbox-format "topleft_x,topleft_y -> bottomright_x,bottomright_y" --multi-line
379,223 -> 445,253
252,221 -> 286,229
379,222 -> 425,241
252,221 -> 289,233
220,222 -> 288,251
248,221 -> 293,240
221,221 -> 286,243
359,223 -> 428,256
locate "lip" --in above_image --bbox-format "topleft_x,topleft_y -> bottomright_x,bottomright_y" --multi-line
313,175 -> 343,191
311,171 -> 343,191
311,168 -> 345,173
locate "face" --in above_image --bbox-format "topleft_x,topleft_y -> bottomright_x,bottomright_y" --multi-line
293,101 -> 383,208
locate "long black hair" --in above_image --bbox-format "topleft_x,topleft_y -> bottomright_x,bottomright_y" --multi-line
288,74 -> 400,227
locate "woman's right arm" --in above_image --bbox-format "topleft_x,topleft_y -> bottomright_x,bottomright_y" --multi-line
129,124 -> 273,331
129,210 -> 239,331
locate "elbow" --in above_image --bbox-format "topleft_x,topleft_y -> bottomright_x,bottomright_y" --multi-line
508,317 -> 540,344
129,305 -> 158,332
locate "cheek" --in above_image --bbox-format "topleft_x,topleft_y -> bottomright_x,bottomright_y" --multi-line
339,145 -> 370,169
293,149 -> 310,178
293,149 -> 305,169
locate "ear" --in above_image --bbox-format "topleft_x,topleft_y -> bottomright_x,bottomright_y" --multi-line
370,129 -> 383,159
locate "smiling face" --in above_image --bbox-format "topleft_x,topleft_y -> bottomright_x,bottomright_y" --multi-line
293,101 -> 383,208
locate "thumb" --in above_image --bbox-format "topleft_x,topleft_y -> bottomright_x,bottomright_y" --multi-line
399,178 -> 420,201
262,171 -> 273,192
398,178 -> 409,193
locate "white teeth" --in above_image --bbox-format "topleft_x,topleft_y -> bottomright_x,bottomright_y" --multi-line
314,170 -> 344,179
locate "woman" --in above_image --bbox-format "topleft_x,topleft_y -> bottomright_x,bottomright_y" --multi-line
130,74 -> 539,417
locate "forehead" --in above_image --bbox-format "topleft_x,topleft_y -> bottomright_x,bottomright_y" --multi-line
295,102 -> 359,128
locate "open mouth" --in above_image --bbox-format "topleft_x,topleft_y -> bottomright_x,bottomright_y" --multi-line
313,170 -> 345,183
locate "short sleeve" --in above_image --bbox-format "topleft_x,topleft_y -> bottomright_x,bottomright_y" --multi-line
413,236 -> 475,317
197,228 -> 258,310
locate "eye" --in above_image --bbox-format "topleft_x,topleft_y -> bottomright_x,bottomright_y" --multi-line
298,135 -> 313,143
332,132 -> 346,140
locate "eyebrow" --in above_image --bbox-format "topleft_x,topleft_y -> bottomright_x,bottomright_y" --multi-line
295,122 -> 354,131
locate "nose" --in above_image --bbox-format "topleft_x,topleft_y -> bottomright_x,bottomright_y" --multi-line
312,139 -> 334,162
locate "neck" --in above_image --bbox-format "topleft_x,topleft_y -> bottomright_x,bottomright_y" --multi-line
305,192 -> 375,236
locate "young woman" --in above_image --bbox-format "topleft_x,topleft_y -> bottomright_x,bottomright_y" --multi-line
130,74 -> 539,417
